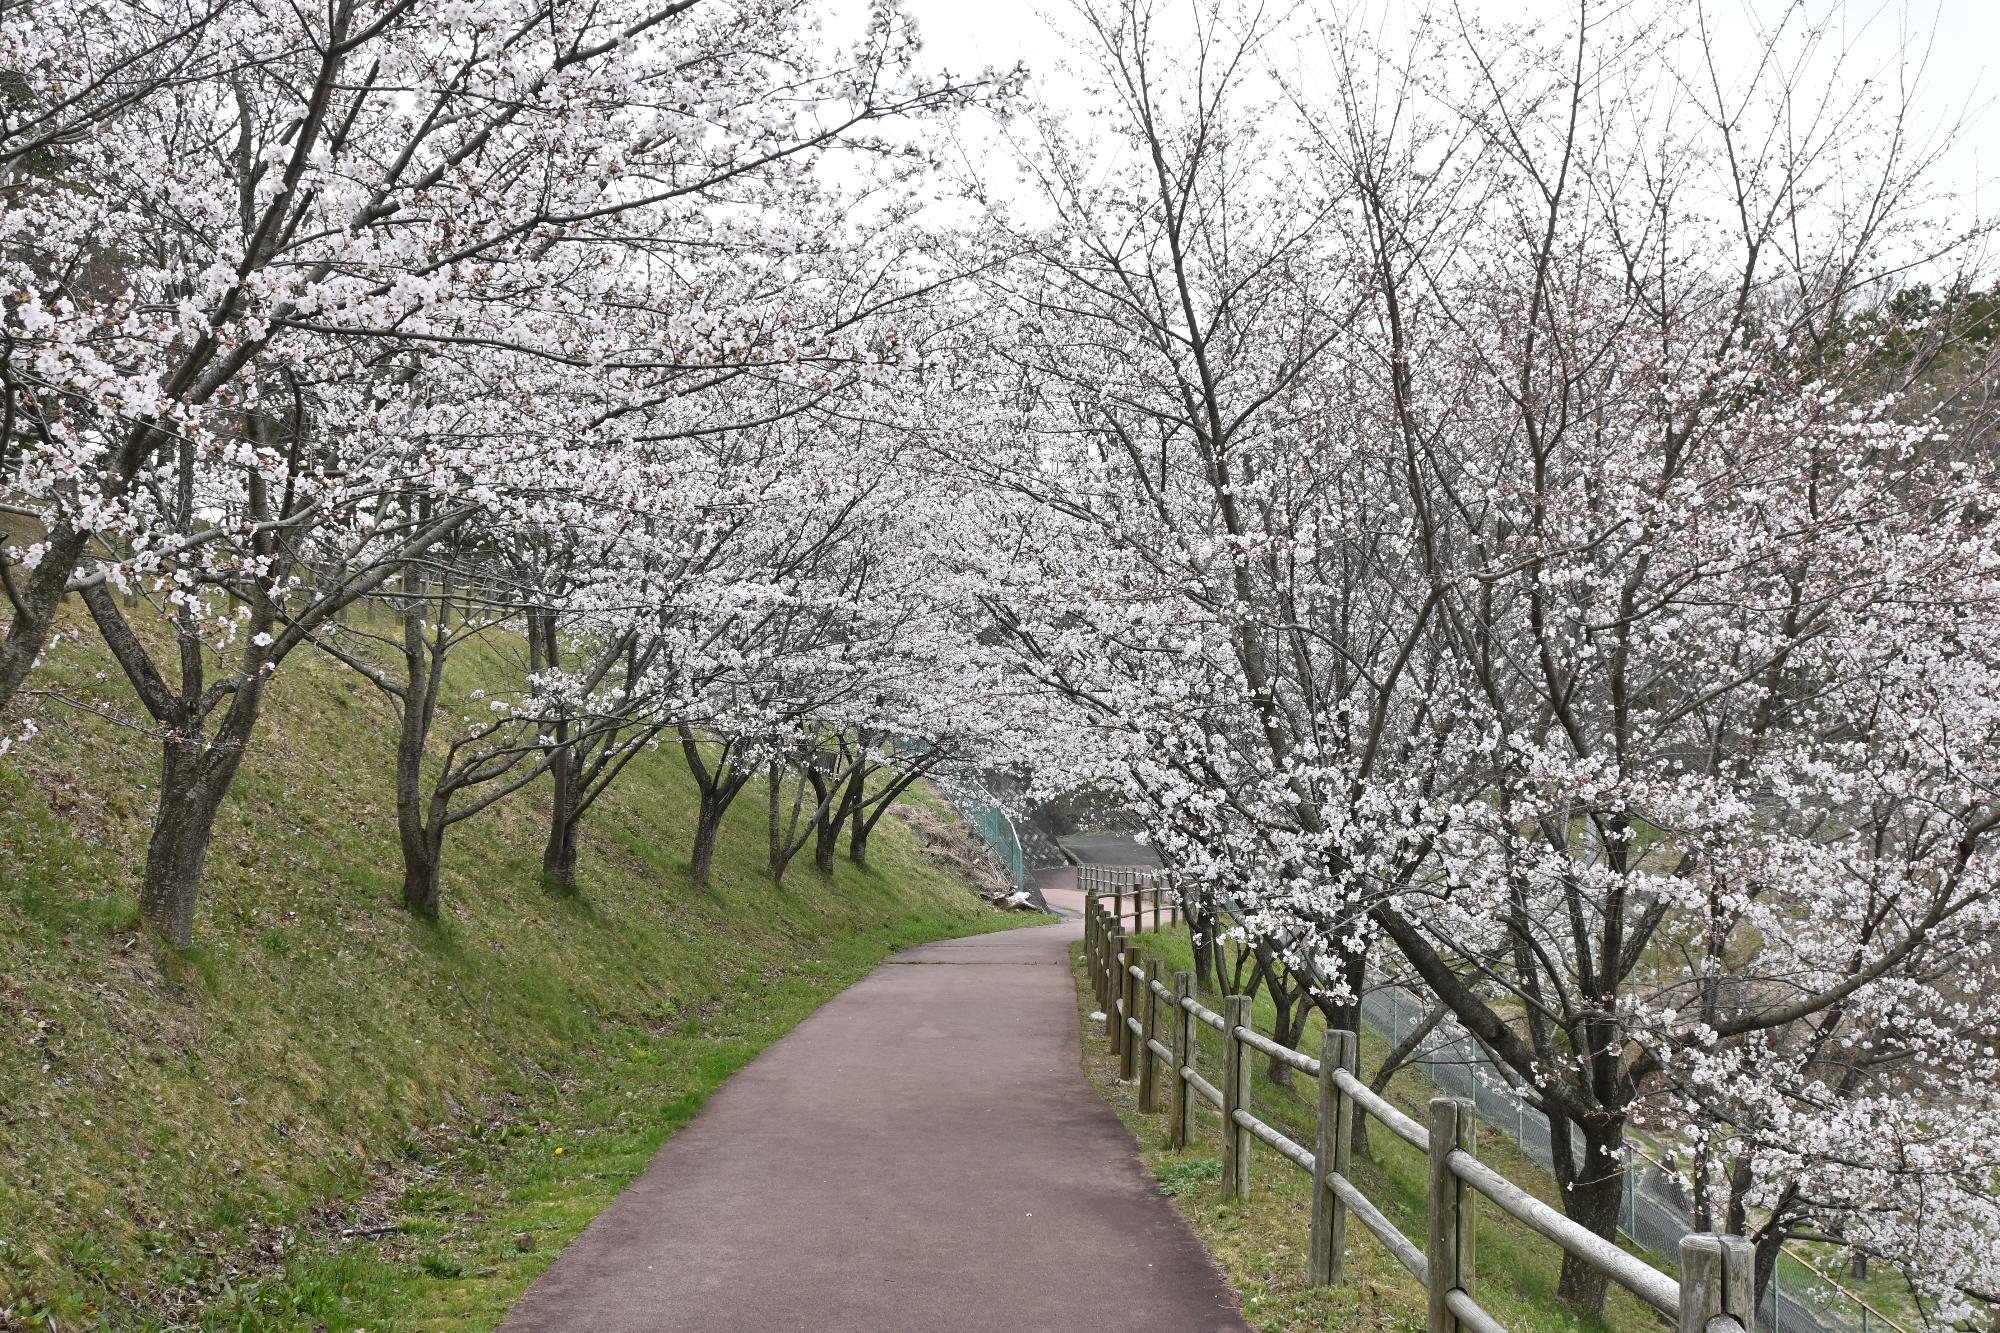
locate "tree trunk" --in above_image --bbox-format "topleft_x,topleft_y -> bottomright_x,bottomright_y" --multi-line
1193,903 -> 1220,991
1552,1118 -> 1625,1316
843,765 -> 870,865
396,782 -> 450,920
813,806 -> 840,876
542,736 -> 579,895
402,831 -> 445,918
1253,948 -> 1308,1088
846,800 -> 869,864
393,624 -> 441,917
0,524 -> 91,717
1267,994 -> 1296,1087
807,766 -> 840,876
1745,1173 -> 1800,1307
139,736 -> 236,947
768,760 -> 785,872
689,794 -> 726,887
542,814 -> 579,896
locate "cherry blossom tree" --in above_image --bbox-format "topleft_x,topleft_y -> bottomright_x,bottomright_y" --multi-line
0,0 -> 1008,943
950,0 -> 2000,1315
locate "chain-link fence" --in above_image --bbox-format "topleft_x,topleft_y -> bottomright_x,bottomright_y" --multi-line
934,776 -> 1026,891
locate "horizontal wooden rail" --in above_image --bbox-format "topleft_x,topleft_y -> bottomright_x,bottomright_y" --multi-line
1234,1022 -> 1317,1074
1446,1286 -> 1509,1333
1328,1162 -> 1428,1280
1184,1066 -> 1222,1109
1449,1145 -> 1680,1316
1233,1105 -> 1315,1172
1079,892 -> 1759,1333
1336,1065 -> 1429,1149
1181,994 -> 1226,1032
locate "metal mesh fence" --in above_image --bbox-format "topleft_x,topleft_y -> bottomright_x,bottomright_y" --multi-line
935,778 -> 1026,890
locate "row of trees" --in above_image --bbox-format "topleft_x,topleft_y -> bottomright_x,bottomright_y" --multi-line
947,1 -> 2000,1324
8,0 -> 2000,1324
0,0 -> 1032,944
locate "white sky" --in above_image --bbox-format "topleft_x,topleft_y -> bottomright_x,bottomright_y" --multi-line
876,0 -> 1996,215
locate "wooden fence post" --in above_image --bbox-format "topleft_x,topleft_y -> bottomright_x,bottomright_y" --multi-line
1089,902 -> 1102,1006
1097,906 -> 1113,1008
1311,1028 -> 1357,1286
1151,877 -> 1161,933
1099,907 -> 1115,1010
1138,955 -> 1162,1111
1222,994 -> 1253,1199
1085,894 -> 1098,985
1119,946 -> 1141,1080
1678,1234 -> 1756,1333
1427,1098 -> 1475,1333
1112,878 -> 1124,941
1106,931 -> 1126,1053
1096,903 -> 1109,1002
1104,896 -> 1120,1000
1171,971 -> 1196,1148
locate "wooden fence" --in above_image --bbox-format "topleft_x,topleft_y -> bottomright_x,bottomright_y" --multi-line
1078,867 -> 1757,1333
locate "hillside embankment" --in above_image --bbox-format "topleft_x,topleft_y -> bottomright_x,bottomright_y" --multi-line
0,621 -> 1020,1330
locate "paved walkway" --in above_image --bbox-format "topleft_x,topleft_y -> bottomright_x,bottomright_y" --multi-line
500,896 -> 1247,1332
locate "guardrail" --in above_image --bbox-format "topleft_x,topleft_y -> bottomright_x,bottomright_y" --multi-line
1079,882 -> 1758,1333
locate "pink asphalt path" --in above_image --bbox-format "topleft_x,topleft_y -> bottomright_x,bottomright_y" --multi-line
499,879 -> 1247,1332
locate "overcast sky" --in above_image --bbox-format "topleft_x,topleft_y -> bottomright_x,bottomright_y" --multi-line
873,1 -> 1995,215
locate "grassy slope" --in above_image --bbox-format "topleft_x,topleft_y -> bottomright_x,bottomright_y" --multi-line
1071,928 -> 1662,1333
0,615 -> 1028,1330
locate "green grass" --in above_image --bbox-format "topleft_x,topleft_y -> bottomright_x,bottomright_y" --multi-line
1071,928 -> 1663,1333
0,610 -> 1037,1329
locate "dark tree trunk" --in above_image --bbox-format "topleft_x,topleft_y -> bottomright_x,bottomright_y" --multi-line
130,621 -> 267,946
393,593 -> 447,917
1741,1166 -> 1800,1308
689,793 -> 727,887
1550,1115 -> 1626,1316
1228,938 -> 1257,995
767,760 -> 786,876
846,797 -> 870,865
1192,903 -> 1220,991
543,733 -> 580,895
0,524 -> 90,717
402,829 -> 445,918
394,747 -> 450,919
1267,990 -> 1300,1087
840,762 -> 871,865
139,736 -> 240,947
542,814 -> 579,896
806,765 -> 840,876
